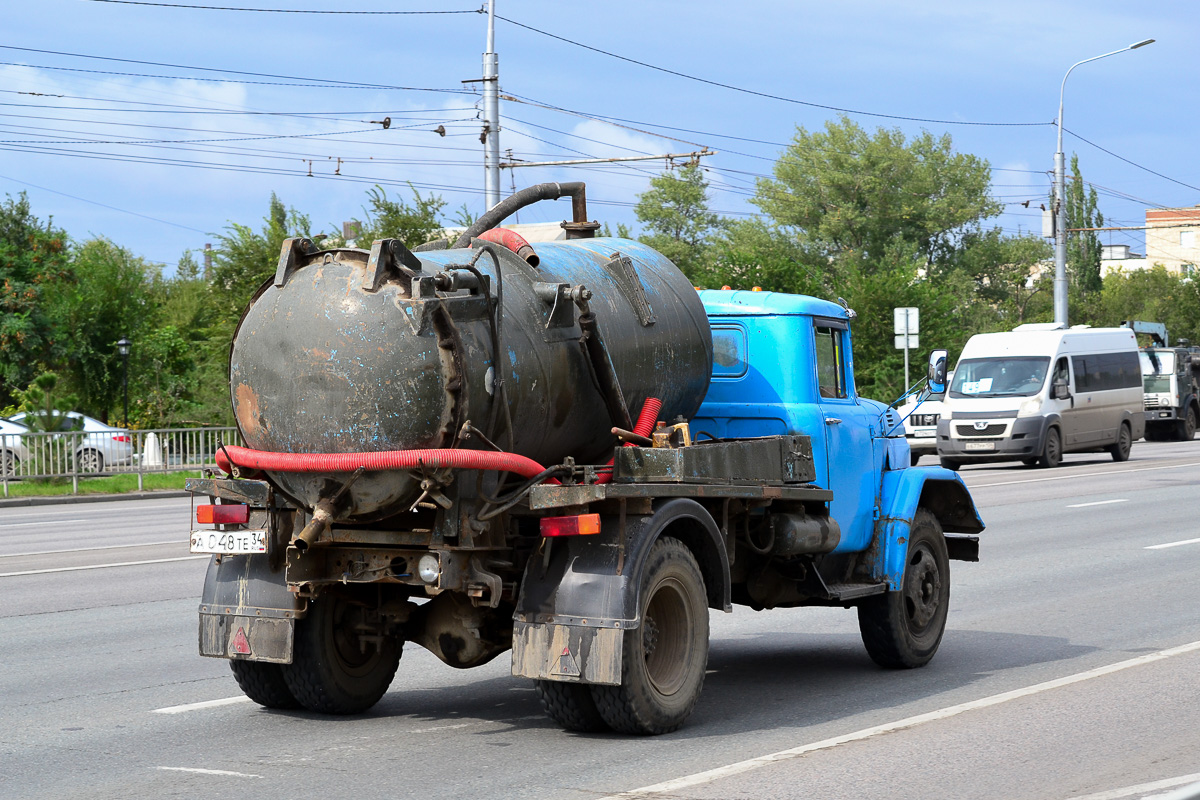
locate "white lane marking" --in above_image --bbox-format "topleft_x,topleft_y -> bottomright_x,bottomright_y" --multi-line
0,555 -> 207,577
971,461 -> 1200,488
1,540 -> 182,558
0,502 -> 189,520
153,696 -> 252,714
1066,772 -> 1200,800
1067,499 -> 1129,508
157,766 -> 261,778
1145,537 -> 1200,551
598,640 -> 1200,800
0,519 -> 85,528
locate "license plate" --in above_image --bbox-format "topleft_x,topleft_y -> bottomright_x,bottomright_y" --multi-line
914,430 -> 935,438
964,441 -> 995,452
190,529 -> 267,554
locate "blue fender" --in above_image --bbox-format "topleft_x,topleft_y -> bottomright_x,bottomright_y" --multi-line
872,466 -> 985,589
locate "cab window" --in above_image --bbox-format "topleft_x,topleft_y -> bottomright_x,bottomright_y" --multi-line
815,323 -> 847,399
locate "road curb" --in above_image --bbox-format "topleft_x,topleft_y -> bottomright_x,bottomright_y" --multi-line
0,490 -> 191,509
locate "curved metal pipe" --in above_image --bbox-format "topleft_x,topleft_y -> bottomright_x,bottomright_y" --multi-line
452,182 -> 587,248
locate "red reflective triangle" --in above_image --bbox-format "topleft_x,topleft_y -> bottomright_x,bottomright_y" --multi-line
231,627 -> 251,655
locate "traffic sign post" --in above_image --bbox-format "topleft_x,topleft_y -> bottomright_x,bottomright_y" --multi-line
893,307 -> 920,389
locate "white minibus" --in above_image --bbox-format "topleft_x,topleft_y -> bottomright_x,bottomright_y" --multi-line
936,324 -> 1144,469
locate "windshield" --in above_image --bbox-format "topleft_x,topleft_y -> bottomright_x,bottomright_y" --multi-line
1139,350 -> 1176,375
949,357 -> 1050,398
1144,375 -> 1172,393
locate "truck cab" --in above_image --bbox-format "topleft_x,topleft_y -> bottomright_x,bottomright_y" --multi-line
692,290 -> 981,578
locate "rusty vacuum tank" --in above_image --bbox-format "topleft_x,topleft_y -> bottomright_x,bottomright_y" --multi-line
228,183 -> 712,520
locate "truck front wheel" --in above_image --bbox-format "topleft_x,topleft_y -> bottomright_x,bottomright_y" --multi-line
1178,406 -> 1197,441
282,593 -> 401,714
229,659 -> 301,709
857,509 -> 949,669
591,537 -> 709,735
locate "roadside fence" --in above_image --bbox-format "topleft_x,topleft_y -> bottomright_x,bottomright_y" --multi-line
0,427 -> 238,497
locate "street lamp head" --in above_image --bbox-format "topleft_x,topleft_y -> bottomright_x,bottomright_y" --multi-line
116,337 -> 131,357
1129,38 -> 1155,49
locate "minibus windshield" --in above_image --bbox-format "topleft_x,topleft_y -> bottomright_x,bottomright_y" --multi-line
949,357 -> 1050,398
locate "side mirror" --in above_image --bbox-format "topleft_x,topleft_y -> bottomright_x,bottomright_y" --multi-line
927,349 -> 948,394
1053,381 -> 1071,400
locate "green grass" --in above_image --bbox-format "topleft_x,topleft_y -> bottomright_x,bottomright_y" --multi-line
0,470 -> 201,498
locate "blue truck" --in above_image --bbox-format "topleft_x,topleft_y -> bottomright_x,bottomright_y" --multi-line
188,183 -> 984,736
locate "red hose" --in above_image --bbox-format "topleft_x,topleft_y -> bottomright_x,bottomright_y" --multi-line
476,228 -> 540,266
595,397 -> 663,485
216,444 -> 556,482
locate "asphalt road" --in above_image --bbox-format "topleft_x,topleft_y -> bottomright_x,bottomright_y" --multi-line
1,440 -> 1197,800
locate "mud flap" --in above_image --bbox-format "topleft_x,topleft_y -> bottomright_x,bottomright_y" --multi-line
511,621 -> 623,685
511,498 -> 728,684
198,553 -> 302,663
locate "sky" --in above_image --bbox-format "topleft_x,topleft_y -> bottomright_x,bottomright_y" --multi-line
2,1 -> 1197,276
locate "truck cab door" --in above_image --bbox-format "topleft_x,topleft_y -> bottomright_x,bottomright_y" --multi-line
814,320 -> 879,553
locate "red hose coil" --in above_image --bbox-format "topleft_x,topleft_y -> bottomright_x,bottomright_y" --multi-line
476,228 -> 540,266
595,397 -> 663,485
216,444 -> 555,482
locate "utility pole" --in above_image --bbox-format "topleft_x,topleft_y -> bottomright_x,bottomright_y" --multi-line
482,0 -> 501,210
1052,39 -> 1153,328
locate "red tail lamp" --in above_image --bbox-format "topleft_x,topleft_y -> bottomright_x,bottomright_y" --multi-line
540,513 -> 602,537
196,504 -> 250,525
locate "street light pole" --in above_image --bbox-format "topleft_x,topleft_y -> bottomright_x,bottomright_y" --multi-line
116,337 -> 131,428
1053,39 -> 1154,328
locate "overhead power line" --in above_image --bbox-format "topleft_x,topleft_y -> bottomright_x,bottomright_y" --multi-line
495,15 -> 1051,128
1063,126 -> 1200,194
0,171 -> 207,233
85,0 -> 482,12
0,119 -> 469,146
0,46 -> 471,94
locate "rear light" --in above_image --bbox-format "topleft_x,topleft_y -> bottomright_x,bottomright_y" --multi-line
112,435 -> 131,442
196,504 -> 250,525
540,513 -> 602,537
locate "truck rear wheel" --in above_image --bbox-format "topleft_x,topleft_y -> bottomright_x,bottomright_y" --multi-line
857,509 -> 949,669
282,594 -> 401,714
535,680 -> 609,732
591,537 -> 709,735
229,659 -> 301,710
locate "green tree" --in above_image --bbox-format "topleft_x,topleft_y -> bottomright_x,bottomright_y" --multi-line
1097,265 -> 1200,344
943,229 -> 1053,326
0,193 -> 72,405
343,185 -> 446,250
14,371 -> 78,433
1059,154 -> 1107,328
635,164 -> 722,275
43,237 -> 155,422
699,218 -> 828,295
210,193 -> 310,314
752,116 -> 1000,275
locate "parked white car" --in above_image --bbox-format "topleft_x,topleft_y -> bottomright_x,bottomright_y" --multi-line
5,411 -> 134,473
0,417 -> 31,477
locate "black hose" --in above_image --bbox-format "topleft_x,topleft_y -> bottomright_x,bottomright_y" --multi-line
476,464 -> 574,521
452,182 -> 585,248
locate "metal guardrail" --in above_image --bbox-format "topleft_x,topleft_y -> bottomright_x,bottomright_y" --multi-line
0,427 -> 239,496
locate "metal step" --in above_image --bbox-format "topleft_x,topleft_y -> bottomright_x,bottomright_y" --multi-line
825,582 -> 888,602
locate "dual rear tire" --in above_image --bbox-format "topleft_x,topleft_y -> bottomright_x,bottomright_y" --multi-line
231,593 -> 401,715
537,536 -> 710,736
